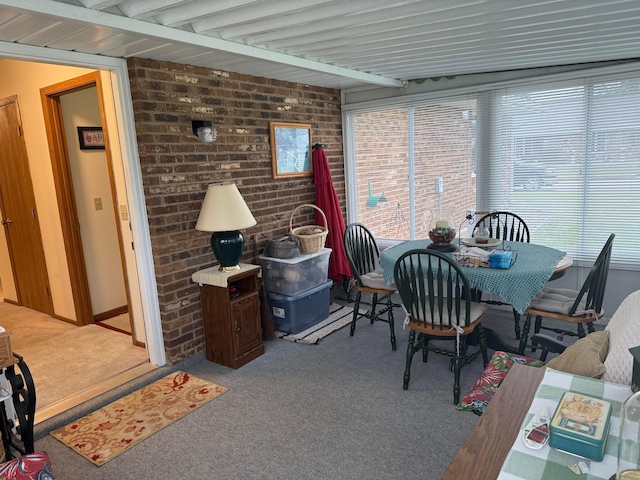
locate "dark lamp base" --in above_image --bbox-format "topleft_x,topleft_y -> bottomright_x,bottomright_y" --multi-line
211,230 -> 244,270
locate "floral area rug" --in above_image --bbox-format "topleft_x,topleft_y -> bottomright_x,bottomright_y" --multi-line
50,371 -> 227,466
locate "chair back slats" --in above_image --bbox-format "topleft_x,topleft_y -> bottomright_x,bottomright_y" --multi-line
394,249 -> 472,330
475,211 -> 530,243
344,223 -> 381,287
568,233 -> 615,316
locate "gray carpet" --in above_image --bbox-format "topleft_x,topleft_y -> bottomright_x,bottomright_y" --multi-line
32,289 -> 592,480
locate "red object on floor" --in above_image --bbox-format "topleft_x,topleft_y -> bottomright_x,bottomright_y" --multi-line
312,146 -> 352,282
0,451 -> 55,479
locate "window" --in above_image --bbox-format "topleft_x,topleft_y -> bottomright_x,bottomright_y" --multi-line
345,95 -> 478,241
345,68 -> 640,267
490,77 -> 640,265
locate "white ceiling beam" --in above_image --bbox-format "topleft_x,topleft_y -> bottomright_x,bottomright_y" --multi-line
357,38 -> 640,73
264,0 -> 614,52
153,0 -> 260,28
192,0 -> 337,34
77,0 -> 121,9
116,0 -> 192,20
219,0 -> 438,42
312,15 -> 640,62
246,0 -> 466,45
282,4 -> 640,58
382,44 -> 640,78
348,29 -> 640,68
0,0 -> 404,87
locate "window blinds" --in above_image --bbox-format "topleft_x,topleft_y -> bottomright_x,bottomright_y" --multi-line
345,70 -> 640,266
489,77 -> 640,265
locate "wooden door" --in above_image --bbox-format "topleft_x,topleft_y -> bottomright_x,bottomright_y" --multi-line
0,96 -> 53,314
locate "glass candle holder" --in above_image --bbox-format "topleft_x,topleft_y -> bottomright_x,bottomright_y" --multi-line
615,391 -> 640,480
475,220 -> 490,244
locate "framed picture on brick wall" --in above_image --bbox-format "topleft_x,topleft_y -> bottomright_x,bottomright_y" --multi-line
270,122 -> 312,178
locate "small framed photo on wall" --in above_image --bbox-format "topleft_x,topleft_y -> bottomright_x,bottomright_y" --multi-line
269,122 -> 312,178
77,126 -> 105,150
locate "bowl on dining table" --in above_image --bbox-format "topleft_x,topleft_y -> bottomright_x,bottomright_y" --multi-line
428,227 -> 457,245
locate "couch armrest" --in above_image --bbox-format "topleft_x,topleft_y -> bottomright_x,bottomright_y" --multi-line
530,333 -> 569,361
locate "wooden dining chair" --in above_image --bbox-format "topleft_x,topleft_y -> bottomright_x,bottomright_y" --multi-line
343,223 -> 398,351
521,234 -> 615,352
473,211 -> 530,243
394,248 -> 489,404
473,211 -> 530,340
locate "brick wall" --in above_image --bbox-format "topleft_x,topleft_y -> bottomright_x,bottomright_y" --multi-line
127,57 -> 344,363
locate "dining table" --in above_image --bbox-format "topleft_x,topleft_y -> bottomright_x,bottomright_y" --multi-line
378,239 -> 572,354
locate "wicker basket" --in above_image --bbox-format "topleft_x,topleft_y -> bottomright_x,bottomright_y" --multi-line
289,204 -> 329,254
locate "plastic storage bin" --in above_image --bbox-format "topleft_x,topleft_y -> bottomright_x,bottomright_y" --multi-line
259,248 -> 331,295
266,280 -> 332,334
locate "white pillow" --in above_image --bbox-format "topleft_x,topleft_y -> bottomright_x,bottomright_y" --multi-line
360,269 -> 395,290
529,287 -> 588,315
602,290 -> 640,385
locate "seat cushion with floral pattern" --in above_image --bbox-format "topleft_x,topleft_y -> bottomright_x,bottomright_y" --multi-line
456,351 -> 545,415
0,451 -> 55,480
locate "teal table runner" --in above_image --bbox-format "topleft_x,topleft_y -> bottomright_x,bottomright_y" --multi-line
498,368 -> 632,480
379,240 -> 566,314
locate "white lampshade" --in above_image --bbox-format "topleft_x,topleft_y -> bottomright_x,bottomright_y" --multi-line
195,183 -> 256,232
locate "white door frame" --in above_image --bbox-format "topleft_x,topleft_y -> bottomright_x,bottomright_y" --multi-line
0,41 -> 165,366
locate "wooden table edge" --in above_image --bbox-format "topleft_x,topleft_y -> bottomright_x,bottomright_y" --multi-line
442,363 -> 546,480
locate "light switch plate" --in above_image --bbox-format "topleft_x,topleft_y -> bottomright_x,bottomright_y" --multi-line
93,197 -> 103,210
119,204 -> 129,221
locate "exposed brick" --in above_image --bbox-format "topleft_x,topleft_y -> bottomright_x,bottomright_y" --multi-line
127,56 -> 345,364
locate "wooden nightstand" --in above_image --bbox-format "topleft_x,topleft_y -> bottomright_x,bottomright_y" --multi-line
192,264 -> 264,368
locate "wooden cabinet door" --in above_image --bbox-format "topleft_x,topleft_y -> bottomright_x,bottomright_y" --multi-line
231,293 -> 262,359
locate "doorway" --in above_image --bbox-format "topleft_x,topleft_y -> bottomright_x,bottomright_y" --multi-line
40,72 -> 138,340
0,55 -> 164,365
0,57 -> 165,419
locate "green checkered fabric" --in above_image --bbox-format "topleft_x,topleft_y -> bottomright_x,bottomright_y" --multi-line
379,241 -> 565,313
498,368 -> 634,480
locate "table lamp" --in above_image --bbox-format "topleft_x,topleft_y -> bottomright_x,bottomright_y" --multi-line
195,183 -> 256,272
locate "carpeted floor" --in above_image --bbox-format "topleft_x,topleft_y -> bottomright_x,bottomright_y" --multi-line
0,302 -> 148,411
31,287 -> 600,480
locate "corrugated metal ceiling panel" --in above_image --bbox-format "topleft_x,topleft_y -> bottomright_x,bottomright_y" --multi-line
1,0 -> 640,90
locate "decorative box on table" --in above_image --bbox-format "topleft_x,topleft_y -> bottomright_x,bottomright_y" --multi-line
549,391 -> 612,461
489,250 -> 513,269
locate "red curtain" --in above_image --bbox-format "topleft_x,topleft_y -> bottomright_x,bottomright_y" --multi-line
312,146 -> 352,282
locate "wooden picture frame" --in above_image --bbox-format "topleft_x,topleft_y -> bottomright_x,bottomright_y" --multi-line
269,122 -> 312,178
77,126 -> 105,150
